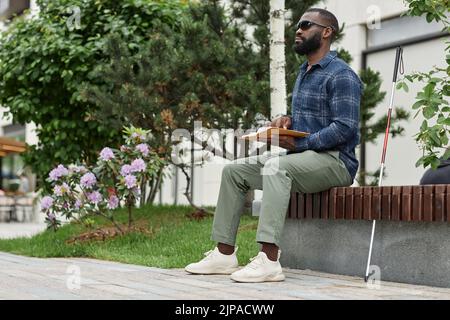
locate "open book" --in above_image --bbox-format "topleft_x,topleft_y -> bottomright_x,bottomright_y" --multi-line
240,127 -> 309,141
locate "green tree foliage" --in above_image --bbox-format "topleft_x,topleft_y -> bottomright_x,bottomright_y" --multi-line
85,2 -> 269,144
398,0 -> 450,169
0,0 -> 187,189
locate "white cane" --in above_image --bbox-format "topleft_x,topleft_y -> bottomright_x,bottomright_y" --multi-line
364,46 -> 403,282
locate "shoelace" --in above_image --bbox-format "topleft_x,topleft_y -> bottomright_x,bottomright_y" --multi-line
246,255 -> 264,270
202,250 -> 214,261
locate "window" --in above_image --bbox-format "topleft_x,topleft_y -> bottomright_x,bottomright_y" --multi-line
367,15 -> 445,48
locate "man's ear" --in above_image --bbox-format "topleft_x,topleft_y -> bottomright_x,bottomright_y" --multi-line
322,27 -> 333,41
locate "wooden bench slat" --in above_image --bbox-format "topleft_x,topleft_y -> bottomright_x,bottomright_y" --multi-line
345,188 -> 354,220
412,186 -> 423,221
287,185 -> 450,223
372,187 -> 381,220
336,188 -> 345,219
382,186 -> 392,220
329,189 -> 337,219
306,193 -> 313,219
392,186 -> 402,221
363,187 -> 372,220
423,185 -> 434,222
321,190 -> 329,219
298,193 -> 305,219
313,193 -> 321,219
289,192 -> 297,219
447,185 -> 450,222
401,186 -> 412,221
434,185 -> 446,222
354,188 -> 362,219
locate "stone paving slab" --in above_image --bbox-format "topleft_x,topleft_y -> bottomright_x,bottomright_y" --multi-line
0,252 -> 449,300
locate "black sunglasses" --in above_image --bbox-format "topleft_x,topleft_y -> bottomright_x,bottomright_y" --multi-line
296,20 -> 334,32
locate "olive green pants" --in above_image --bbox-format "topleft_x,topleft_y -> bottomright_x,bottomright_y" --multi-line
211,150 -> 352,246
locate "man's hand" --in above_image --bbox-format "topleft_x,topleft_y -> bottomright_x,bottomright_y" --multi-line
271,116 -> 291,129
276,135 -> 296,151
260,135 -> 297,151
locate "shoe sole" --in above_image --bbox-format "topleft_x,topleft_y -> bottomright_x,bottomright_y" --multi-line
185,267 -> 239,275
230,273 -> 285,283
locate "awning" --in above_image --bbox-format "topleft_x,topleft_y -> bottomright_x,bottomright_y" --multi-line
0,137 -> 26,157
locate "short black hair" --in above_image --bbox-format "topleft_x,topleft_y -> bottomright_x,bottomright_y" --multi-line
305,8 -> 339,42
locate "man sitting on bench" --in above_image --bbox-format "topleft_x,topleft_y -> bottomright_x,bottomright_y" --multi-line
185,8 -> 362,283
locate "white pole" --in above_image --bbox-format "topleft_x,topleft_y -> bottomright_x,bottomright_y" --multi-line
269,0 -> 287,119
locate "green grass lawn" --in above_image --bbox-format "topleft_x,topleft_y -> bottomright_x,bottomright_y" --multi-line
0,205 -> 259,268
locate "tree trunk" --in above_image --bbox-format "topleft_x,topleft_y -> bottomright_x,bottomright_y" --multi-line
140,178 -> 147,207
146,167 -> 164,204
269,0 -> 287,119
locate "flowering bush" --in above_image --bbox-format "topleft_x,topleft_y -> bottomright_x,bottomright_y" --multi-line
42,126 -> 166,232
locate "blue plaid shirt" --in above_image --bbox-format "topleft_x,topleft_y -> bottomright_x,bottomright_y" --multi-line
291,51 -> 362,180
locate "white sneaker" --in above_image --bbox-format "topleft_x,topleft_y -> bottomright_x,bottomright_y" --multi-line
185,247 -> 239,275
230,251 -> 285,283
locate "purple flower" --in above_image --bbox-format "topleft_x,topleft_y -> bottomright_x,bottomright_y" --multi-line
49,165 -> 69,181
41,196 -> 54,210
120,164 -> 132,176
53,183 -> 70,196
75,199 -> 82,209
80,172 -> 97,189
136,143 -> 150,156
130,158 -> 146,173
107,195 -> 119,210
53,185 -> 62,196
47,213 -> 56,221
87,191 -> 102,204
124,174 -> 137,189
100,147 -> 115,161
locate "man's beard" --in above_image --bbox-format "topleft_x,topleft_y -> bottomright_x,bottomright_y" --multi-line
293,32 -> 322,55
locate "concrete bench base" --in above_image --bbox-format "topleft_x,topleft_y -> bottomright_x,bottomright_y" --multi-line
279,219 -> 450,288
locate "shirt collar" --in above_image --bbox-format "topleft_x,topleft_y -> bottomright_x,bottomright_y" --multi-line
301,50 -> 338,71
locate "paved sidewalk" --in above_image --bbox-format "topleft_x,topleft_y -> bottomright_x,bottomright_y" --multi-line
0,252 -> 449,300
0,223 -> 46,239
